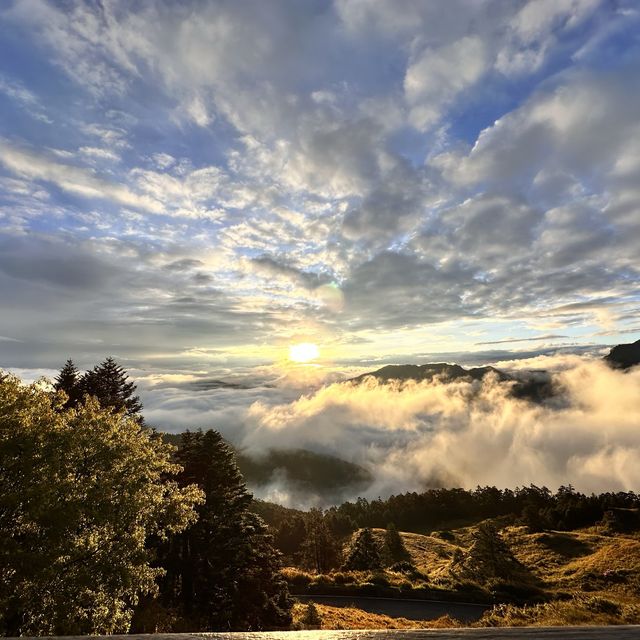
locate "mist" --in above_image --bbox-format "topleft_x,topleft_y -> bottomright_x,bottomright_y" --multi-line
242,356 -> 640,505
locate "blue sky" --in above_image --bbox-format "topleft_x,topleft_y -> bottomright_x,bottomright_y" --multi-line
0,0 -> 639,380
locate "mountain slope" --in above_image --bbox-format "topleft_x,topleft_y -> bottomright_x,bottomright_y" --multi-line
350,362 -> 553,402
350,363 -> 510,384
604,339 -> 640,369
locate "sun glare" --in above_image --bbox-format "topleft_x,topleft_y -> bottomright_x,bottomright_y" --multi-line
289,342 -> 320,363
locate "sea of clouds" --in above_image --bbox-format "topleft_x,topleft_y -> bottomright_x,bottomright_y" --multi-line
137,353 -> 640,506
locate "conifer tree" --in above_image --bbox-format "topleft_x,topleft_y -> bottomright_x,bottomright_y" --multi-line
53,359 -> 82,409
301,508 -> 340,573
383,522 -> 411,566
80,357 -> 143,423
342,527 -> 382,571
157,430 -> 292,631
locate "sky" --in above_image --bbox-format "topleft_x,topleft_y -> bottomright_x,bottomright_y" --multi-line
0,2 -> 639,399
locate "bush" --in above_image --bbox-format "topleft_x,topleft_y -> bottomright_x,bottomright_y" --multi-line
582,596 -> 621,616
282,568 -> 313,587
390,561 -> 417,574
368,572 -> 390,587
301,602 -> 322,628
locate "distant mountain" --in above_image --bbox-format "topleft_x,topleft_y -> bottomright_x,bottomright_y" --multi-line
159,432 -> 372,498
237,448 -> 372,496
350,362 -> 554,403
604,339 -> 640,370
350,362 -> 510,384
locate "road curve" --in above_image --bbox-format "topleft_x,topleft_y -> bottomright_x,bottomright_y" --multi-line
295,594 -> 490,622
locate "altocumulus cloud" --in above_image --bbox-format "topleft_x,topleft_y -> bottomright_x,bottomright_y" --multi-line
0,1 -> 639,393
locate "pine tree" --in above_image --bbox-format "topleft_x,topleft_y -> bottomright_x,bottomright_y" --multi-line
382,522 -> 411,566
342,527 -> 382,571
301,509 -> 340,573
157,430 -> 292,631
53,359 -> 82,409
80,357 -> 143,423
275,514 -> 307,561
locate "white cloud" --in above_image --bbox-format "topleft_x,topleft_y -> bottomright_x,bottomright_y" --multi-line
0,140 -> 162,213
244,360 -> 640,500
405,36 -> 489,131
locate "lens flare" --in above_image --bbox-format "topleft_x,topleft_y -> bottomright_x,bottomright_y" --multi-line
289,342 -> 320,363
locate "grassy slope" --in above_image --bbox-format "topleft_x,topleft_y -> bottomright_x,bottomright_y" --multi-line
292,602 -> 461,630
286,522 -> 640,628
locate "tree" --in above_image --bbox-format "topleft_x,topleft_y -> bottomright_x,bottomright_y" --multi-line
0,374 -> 203,636
275,514 -> 307,561
80,357 -> 144,423
53,359 -> 82,409
342,527 -> 382,571
301,509 -> 341,573
157,430 -> 292,631
382,522 -> 411,566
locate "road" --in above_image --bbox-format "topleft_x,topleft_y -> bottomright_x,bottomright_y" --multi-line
295,594 -> 490,623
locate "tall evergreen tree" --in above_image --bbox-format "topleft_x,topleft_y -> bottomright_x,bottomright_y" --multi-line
301,508 -> 341,573
275,514 -> 307,561
53,359 -> 82,409
382,522 -> 411,566
80,357 -> 143,423
342,527 -> 382,571
157,430 -> 292,631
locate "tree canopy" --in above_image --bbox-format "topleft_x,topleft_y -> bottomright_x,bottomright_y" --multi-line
157,430 -> 292,631
342,527 -> 382,571
53,358 -> 81,409
80,357 -> 144,423
0,374 -> 203,636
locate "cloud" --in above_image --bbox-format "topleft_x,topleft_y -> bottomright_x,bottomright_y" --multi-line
405,36 -> 489,131
243,359 -> 640,502
475,335 -> 569,346
0,0 -> 639,373
0,140 -> 162,213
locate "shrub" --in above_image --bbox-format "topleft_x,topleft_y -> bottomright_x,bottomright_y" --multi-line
301,602 -> 322,628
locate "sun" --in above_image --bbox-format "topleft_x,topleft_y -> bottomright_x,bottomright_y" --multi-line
289,342 -> 320,363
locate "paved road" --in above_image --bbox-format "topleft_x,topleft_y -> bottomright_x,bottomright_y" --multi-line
295,595 -> 490,623
16,627 -> 640,639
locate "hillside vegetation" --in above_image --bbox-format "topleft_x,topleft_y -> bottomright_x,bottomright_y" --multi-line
285,521 -> 640,628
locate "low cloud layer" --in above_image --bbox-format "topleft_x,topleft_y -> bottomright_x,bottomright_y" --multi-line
240,358 -> 640,503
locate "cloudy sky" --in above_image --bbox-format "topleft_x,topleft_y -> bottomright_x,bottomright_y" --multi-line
1,0 -> 639,384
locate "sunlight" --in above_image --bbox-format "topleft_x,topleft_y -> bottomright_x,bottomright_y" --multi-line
288,342 -> 320,363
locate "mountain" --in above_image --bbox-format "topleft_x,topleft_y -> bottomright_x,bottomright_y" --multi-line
350,362 -> 554,403
604,339 -> 640,370
236,448 -> 373,496
350,362 -> 510,384
160,432 -> 372,499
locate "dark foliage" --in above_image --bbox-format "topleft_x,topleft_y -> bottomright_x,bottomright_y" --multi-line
342,527 -> 382,571
53,359 -> 82,409
383,522 -> 411,566
275,514 -> 307,562
301,508 -> 341,573
80,357 -> 143,423
331,484 -> 640,534
237,448 -> 372,496
156,430 -> 292,631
